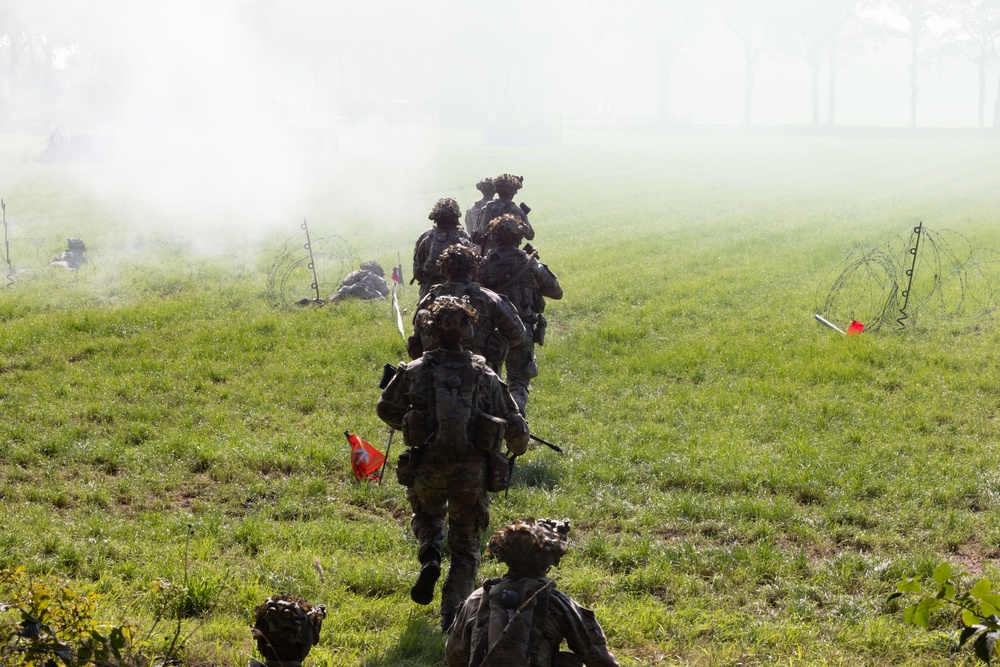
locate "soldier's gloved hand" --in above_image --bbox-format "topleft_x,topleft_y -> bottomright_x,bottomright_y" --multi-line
507,432 -> 529,456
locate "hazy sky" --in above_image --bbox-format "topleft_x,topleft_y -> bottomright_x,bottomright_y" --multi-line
23,1 -> 997,252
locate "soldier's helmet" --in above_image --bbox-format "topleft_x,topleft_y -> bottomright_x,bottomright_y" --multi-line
67,238 -> 87,253
360,261 -> 385,277
486,518 -> 571,575
475,178 -> 496,195
486,213 -> 528,246
428,197 -> 462,223
425,295 -> 478,340
493,173 -> 523,195
438,244 -> 480,278
252,594 -> 326,661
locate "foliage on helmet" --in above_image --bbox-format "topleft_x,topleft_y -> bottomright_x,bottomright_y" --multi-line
493,173 -> 523,192
428,197 -> 462,222
476,178 -> 496,194
486,213 -> 528,244
360,261 -> 385,277
252,594 -> 326,649
425,295 -> 478,336
485,518 -> 570,570
438,244 -> 481,277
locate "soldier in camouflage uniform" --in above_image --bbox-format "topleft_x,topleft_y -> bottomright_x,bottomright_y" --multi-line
407,244 -> 526,372
377,296 -> 529,632
413,198 -> 474,299
465,178 -> 496,248
472,174 -> 533,256
327,261 -> 390,302
478,214 -> 562,417
445,518 -> 621,667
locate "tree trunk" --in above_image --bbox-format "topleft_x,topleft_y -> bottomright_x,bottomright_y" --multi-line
909,32 -> 919,127
977,58 -> 986,128
994,75 -> 1000,128
743,42 -> 754,125
658,51 -> 674,125
810,62 -> 820,125
827,36 -> 839,125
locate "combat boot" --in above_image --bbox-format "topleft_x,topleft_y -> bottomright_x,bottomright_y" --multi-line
440,610 -> 455,633
410,545 -> 441,605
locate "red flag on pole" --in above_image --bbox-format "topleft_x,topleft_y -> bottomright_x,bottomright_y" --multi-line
846,320 -> 865,336
391,265 -> 403,285
345,432 -> 385,481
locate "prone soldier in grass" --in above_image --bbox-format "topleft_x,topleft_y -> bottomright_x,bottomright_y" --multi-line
407,244 -> 526,372
413,198 -> 474,299
377,295 -> 529,632
478,214 -> 562,417
445,518 -> 621,667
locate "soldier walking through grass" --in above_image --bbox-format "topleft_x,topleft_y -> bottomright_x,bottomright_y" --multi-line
473,174 -> 533,256
465,178 -> 496,248
445,518 -> 621,667
413,198 -> 474,299
478,214 -> 562,417
377,295 -> 529,632
407,244 -> 526,372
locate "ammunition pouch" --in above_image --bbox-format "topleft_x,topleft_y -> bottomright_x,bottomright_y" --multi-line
533,313 -> 547,346
482,330 -> 510,365
396,448 -> 419,487
485,450 -> 512,493
402,410 -> 431,448
474,412 -> 507,452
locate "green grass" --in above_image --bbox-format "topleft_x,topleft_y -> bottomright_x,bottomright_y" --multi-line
1,128 -> 999,665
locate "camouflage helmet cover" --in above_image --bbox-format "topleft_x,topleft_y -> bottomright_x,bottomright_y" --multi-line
428,197 -> 462,222
493,173 -> 523,192
437,243 -> 480,278
252,594 -> 326,650
360,260 -> 385,277
486,213 -> 529,243
424,295 -> 478,337
475,178 -> 496,195
485,518 -> 570,571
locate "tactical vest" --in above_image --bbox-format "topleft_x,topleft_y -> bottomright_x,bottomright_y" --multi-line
422,229 -> 471,280
470,577 -> 554,667
481,251 -> 537,320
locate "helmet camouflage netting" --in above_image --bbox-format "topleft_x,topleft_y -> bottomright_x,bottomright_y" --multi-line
425,295 -> 478,336
476,178 -> 496,194
428,197 -> 462,222
438,244 -> 480,277
486,213 -> 528,243
360,260 -> 385,277
493,173 -> 523,192
485,518 -> 570,568
252,594 -> 326,648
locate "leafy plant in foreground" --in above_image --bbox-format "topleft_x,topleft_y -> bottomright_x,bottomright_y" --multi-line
0,567 -> 139,667
890,562 -> 1000,664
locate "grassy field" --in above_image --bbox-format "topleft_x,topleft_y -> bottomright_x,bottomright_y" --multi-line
1,127 -> 999,666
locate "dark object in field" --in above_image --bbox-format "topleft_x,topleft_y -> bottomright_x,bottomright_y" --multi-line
251,594 -> 325,667
327,261 -> 390,302
51,238 -> 88,270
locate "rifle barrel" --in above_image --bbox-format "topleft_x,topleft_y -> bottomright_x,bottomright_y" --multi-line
529,433 -> 563,453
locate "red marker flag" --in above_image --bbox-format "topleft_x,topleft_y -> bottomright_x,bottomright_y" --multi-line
391,265 -> 403,285
345,432 -> 385,481
846,320 -> 865,336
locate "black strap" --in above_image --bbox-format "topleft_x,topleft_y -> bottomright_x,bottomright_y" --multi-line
527,584 -> 551,667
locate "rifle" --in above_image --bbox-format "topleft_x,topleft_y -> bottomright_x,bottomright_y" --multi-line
377,363 -> 402,483
504,432 -> 564,497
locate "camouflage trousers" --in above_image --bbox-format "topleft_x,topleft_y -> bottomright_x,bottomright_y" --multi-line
406,455 -> 490,614
503,339 -> 539,417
